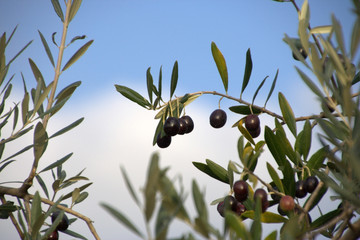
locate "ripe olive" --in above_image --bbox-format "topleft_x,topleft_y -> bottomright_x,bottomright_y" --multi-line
51,210 -> 69,232
233,180 -> 248,202
209,109 -> 227,128
47,231 -> 59,240
245,114 -> 260,131
295,180 -> 308,199
305,176 -> 319,193
163,117 -> 180,136
254,188 -> 269,212
177,118 -> 188,135
235,202 -> 246,215
181,115 -> 194,133
224,195 -> 238,211
217,201 -> 225,217
156,134 -> 171,148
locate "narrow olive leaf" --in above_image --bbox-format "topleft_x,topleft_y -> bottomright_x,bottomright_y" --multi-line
332,15 -> 346,58
52,32 -> 58,46
28,58 -> 45,85
309,25 -> 332,35
49,118 -> 84,139
101,204 -> 143,237
264,126 -> 285,166
301,120 -> 311,160
74,192 -> 88,204
21,92 -> 29,124
352,71 -> 360,85
7,40 -> 33,67
283,160 -> 295,196
31,213 -> 45,239
33,82 -> 54,117
69,0 -> 82,22
36,96 -> 70,119
39,153 -> 73,173
33,122 -> 48,161
120,165 -> 140,207
115,84 -> 151,108
68,35 -> 86,46
250,199 -> 262,240
241,48 -> 253,97
12,104 -> 19,131
158,66 -> 162,98
252,76 -> 268,105
146,67 -> 153,104
265,69 -> 279,107
62,40 -> 93,71
35,175 -> 49,199
5,25 -> 18,46
310,209 -> 342,229
211,42 -> 228,93
237,123 -> 255,145
278,92 -> 297,136
266,162 -> 285,193
51,0 -> 64,22
62,182 -> 93,200
0,160 -> 15,172
53,81 -> 81,106
152,119 -> 164,145
31,191 -> 42,229
144,153 -> 160,222
170,61 -> 178,98
72,188 -> 80,205
61,229 -> 87,240
351,17 -> 360,58
206,159 -> 229,184
264,231 -> 277,240
307,146 -> 329,170
229,105 -> 261,115
225,211 -> 252,239
192,180 -> 208,221
38,30 -> 55,67
154,203 -> 172,239
295,67 -> 324,98
228,162 -> 234,189
0,144 -> 33,163
192,162 -> 228,184
242,211 -> 287,223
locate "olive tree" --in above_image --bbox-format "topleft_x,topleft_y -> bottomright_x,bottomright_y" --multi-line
103,0 -> 360,239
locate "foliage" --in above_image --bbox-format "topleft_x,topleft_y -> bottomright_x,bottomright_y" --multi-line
0,0 -> 98,239
107,0 -> 360,239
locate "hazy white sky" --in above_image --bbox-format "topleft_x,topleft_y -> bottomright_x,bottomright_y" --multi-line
0,0 -> 357,239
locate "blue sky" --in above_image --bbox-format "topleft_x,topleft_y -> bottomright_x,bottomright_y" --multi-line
0,0 -> 357,239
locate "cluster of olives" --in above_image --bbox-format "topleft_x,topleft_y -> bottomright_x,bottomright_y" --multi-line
245,114 -> 261,138
156,115 -> 194,148
47,211 -> 70,240
217,180 -> 270,217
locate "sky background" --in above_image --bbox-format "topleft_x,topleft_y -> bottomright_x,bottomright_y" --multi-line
0,0 -> 357,239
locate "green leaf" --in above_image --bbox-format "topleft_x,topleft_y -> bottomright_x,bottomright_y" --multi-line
62,229 -> 87,240
192,161 -> 228,184
144,153 -> 160,222
170,61 -> 178,98
49,118 -> 84,139
241,48 -> 253,97
297,120 -> 312,160
0,144 -> 33,163
120,165 -> 140,207
21,92 -> 29,124
252,76 -> 268,105
154,203 -> 172,239
33,81 -> 54,117
51,0 -> 64,22
283,160 -> 295,196
52,81 -> 81,116
72,188 -> 80,205
251,198 -> 262,240
351,17 -> 360,58
7,40 -> 33,67
307,146 -> 329,170
237,122 -> 255,145
241,210 -> 287,223
12,104 -> 19,131
205,159 -> 229,184
62,182 -> 92,200
74,192 -> 88,204
33,122 -> 48,162
265,69 -> 279,107
39,154 -> 73,173
115,84 -> 151,108
225,211 -> 252,239
229,105 -> 262,115
146,67 -> 153,104
278,92 -> 297,136
0,160 -> 15,172
158,66 -> 162,98
28,58 -> 45,86
310,209 -> 342,229
62,40 -> 93,71
35,175 -> 49,199
192,180 -> 208,221
295,67 -> 324,98
38,30 -> 55,67
264,126 -> 285,166
69,0 -> 82,22
265,231 -> 278,240
211,42 -> 228,93
266,162 -> 285,193
309,25 -> 332,34
31,191 -> 42,229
